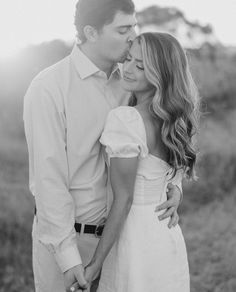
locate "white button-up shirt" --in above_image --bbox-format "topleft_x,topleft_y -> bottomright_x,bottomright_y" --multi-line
23,45 -> 129,272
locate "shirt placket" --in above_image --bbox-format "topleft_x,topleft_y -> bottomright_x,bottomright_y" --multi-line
97,71 -> 118,110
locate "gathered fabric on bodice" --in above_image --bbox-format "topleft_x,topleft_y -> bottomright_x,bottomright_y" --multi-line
134,155 -> 171,205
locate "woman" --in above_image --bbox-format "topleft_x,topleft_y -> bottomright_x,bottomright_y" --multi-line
85,32 -> 199,292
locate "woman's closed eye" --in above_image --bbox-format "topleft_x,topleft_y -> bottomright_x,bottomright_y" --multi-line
125,57 -> 144,71
136,65 -> 144,70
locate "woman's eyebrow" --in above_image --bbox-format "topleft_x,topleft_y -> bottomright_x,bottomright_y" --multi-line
127,52 -> 143,63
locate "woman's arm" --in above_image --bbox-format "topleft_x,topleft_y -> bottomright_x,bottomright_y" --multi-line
85,156 -> 139,282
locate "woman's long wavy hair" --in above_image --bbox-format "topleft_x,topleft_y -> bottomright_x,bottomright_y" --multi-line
130,32 -> 200,179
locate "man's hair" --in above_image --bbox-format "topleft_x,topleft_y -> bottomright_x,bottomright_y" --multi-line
74,0 -> 135,43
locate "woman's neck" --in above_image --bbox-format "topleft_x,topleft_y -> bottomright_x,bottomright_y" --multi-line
135,87 -> 156,105
134,92 -> 153,112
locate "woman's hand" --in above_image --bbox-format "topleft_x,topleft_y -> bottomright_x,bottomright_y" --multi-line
84,263 -> 101,286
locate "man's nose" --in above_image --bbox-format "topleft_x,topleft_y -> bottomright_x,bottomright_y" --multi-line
128,27 -> 137,43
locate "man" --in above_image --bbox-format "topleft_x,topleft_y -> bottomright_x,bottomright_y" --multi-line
23,0 -> 182,291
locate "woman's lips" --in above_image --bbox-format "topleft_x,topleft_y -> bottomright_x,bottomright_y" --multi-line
123,75 -> 136,82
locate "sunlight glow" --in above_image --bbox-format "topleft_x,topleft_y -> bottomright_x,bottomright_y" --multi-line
0,0 -> 235,58
0,0 -> 77,58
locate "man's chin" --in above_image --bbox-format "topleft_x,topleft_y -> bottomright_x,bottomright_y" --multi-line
117,49 -> 130,63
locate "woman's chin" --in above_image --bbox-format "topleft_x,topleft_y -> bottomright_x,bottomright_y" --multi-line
121,80 -> 135,92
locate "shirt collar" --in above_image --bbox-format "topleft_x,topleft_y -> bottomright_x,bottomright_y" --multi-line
110,63 -> 122,79
117,63 -> 123,77
70,45 -> 100,80
70,44 -> 121,80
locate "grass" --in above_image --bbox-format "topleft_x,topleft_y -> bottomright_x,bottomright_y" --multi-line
183,196 -> 236,292
0,137 -> 34,292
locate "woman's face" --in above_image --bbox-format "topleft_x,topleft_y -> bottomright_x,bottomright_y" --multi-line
121,40 -> 152,94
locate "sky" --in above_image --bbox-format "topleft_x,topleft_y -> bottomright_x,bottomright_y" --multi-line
0,0 -> 235,58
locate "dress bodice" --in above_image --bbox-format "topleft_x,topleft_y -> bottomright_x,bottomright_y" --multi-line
100,106 -> 182,205
134,155 -> 172,205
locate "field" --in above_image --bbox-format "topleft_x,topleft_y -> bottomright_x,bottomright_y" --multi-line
0,42 -> 236,291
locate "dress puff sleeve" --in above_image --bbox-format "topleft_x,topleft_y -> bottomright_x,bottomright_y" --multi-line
100,106 -> 148,160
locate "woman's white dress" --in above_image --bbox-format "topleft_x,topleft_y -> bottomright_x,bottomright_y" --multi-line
98,106 -> 190,292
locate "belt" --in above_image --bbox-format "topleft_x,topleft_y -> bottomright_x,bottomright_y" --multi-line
74,223 -> 104,237
34,207 -> 104,237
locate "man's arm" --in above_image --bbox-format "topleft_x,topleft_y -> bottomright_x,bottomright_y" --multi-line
23,78 -> 86,288
84,156 -> 139,284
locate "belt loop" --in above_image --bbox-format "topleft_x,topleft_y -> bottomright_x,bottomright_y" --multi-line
80,223 -> 85,235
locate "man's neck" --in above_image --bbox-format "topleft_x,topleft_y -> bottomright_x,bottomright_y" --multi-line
79,43 -> 115,78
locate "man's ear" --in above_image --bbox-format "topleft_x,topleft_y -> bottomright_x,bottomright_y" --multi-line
83,25 -> 98,42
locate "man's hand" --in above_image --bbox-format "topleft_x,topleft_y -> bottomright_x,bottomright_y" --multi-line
64,264 -> 88,292
155,183 -> 182,228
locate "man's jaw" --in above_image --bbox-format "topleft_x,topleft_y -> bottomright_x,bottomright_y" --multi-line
119,51 -> 129,64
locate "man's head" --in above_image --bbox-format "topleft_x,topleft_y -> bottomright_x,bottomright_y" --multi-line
74,0 -> 137,64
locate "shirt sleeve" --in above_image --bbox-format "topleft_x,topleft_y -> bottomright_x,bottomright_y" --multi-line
23,78 -> 82,272
100,107 -> 148,159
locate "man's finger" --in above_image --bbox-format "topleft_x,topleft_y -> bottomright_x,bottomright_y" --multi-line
158,207 -> 175,221
168,212 -> 179,228
173,216 -> 179,226
155,199 -> 173,212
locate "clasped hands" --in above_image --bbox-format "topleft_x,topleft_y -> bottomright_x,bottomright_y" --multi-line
64,262 -> 100,292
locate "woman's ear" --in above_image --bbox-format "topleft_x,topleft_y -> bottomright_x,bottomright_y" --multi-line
83,25 -> 98,42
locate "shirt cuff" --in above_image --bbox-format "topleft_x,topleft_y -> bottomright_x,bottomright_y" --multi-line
55,244 -> 82,273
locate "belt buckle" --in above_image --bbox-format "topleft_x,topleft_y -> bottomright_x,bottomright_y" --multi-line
95,224 -> 104,238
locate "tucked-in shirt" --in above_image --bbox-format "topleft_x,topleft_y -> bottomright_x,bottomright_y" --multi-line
23,45 -> 129,272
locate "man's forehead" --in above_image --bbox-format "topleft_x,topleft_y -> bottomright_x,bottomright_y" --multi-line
108,11 -> 137,28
